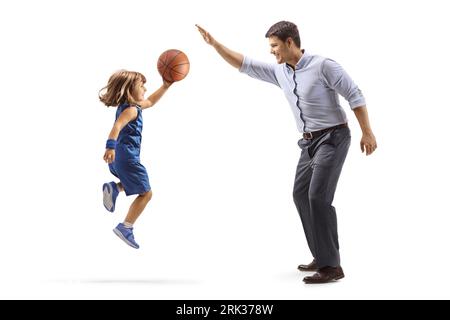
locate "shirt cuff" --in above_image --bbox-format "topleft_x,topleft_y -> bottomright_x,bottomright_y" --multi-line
239,56 -> 250,74
349,98 -> 366,109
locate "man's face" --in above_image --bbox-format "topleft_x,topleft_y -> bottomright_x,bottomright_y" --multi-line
269,36 -> 290,64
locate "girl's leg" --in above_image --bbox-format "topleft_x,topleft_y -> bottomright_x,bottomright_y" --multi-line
113,190 -> 152,249
124,190 -> 152,224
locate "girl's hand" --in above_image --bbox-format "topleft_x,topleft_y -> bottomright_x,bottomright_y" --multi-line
163,79 -> 173,89
103,149 -> 115,164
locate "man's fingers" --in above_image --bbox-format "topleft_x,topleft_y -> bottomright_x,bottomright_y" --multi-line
361,139 -> 377,155
196,24 -> 205,34
195,24 -> 212,43
366,144 -> 374,155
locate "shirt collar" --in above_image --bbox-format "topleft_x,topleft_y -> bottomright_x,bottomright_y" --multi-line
286,49 -> 308,71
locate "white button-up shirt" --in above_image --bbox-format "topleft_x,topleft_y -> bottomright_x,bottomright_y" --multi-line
239,51 -> 366,133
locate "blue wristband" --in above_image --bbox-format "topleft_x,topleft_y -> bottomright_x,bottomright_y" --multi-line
106,139 -> 117,149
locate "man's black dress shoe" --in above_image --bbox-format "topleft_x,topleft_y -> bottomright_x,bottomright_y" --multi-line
303,266 -> 345,284
297,259 -> 318,272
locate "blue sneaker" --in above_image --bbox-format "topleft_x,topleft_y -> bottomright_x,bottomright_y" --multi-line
103,181 -> 119,212
113,223 -> 140,249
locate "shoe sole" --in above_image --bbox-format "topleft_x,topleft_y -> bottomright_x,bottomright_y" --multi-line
103,183 -> 114,212
113,228 -> 139,249
303,274 -> 345,284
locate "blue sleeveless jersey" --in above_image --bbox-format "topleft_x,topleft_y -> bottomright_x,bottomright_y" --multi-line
115,104 -> 143,162
108,103 -> 150,195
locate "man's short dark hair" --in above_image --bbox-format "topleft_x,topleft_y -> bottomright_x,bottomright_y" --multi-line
265,21 -> 301,48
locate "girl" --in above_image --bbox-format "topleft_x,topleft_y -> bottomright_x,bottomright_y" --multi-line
99,70 -> 172,249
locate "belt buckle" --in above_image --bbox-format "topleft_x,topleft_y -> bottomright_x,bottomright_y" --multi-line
303,132 -> 313,140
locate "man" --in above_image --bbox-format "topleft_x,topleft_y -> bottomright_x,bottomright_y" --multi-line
196,21 -> 377,284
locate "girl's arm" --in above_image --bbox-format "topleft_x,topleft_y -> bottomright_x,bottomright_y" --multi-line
103,107 -> 138,164
139,81 -> 173,109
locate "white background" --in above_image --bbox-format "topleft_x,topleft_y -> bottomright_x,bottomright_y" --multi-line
0,0 -> 449,299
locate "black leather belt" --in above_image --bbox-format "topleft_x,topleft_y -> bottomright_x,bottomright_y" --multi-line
303,123 -> 348,140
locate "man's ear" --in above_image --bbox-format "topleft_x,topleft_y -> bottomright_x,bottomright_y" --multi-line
286,37 -> 293,48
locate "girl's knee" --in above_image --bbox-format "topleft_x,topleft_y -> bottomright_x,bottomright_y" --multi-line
140,190 -> 152,201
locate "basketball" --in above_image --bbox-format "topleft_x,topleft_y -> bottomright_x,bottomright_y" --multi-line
157,49 -> 190,82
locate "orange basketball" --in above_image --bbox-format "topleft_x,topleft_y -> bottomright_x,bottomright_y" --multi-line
157,49 -> 190,82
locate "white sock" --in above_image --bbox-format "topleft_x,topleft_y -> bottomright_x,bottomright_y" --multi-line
123,222 -> 133,229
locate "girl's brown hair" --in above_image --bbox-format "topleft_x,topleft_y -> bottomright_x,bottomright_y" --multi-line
99,70 -> 146,107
